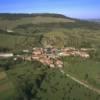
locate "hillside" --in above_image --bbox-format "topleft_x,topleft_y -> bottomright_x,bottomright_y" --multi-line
0,13 -> 100,100
0,13 -> 100,50
87,19 -> 100,23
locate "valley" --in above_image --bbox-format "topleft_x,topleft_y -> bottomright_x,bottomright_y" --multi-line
0,13 -> 100,100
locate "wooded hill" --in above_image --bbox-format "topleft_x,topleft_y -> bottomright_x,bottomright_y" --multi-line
0,13 -> 100,50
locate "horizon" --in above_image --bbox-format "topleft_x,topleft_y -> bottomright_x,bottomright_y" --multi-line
0,0 -> 100,19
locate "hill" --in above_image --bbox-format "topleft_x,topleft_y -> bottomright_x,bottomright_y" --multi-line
87,19 -> 100,23
0,13 -> 100,100
0,13 -> 100,50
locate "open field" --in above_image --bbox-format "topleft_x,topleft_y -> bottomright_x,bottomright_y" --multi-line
0,71 -> 15,100
0,13 -> 100,100
0,34 -> 35,51
0,16 -> 75,30
63,57 -> 100,89
7,62 -> 100,100
0,28 -> 100,51
0,14 -> 100,51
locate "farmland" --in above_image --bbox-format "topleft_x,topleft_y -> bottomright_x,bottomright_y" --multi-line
2,61 -> 100,100
63,57 -> 100,89
0,13 -> 100,100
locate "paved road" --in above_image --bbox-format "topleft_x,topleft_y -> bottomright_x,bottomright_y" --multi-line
60,69 -> 100,95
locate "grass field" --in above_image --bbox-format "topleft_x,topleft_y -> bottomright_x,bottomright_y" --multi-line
0,59 -> 99,100
0,13 -> 100,100
0,28 -> 100,51
38,69 -> 100,100
0,34 -> 35,51
63,57 -> 100,89
6,62 -> 100,100
0,13 -> 100,50
0,16 -> 75,30
0,71 -> 15,100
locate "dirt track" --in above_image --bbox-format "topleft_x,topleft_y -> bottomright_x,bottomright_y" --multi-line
60,69 -> 100,95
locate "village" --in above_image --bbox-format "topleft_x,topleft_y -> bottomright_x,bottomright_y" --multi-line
0,47 -> 94,68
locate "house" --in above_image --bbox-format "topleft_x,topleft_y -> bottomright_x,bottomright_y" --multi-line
39,58 -> 46,64
24,56 -> 32,61
32,50 -> 42,55
32,56 -> 40,60
63,47 -> 76,52
22,50 -> 29,53
6,29 -> 13,33
79,52 -> 90,58
58,52 -> 70,57
50,64 -> 55,68
45,58 -> 52,65
0,53 -> 13,58
55,59 -> 63,68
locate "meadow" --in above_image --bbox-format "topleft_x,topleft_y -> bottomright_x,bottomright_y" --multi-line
0,61 -> 99,100
0,13 -> 100,100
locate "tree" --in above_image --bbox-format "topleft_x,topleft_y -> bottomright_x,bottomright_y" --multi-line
15,62 -> 48,100
84,73 -> 89,80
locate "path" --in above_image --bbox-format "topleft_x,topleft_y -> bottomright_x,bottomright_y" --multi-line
60,69 -> 100,95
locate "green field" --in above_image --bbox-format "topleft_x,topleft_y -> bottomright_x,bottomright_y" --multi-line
0,14 -> 100,49
0,27 -> 100,51
0,34 -> 35,51
0,13 -> 100,100
0,71 -> 15,100
63,57 -> 100,89
1,61 -> 99,100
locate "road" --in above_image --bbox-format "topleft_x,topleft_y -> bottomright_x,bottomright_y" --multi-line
60,69 -> 100,95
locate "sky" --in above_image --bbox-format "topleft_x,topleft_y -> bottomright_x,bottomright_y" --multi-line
0,0 -> 100,19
